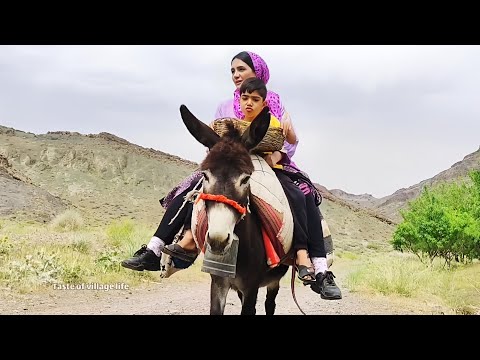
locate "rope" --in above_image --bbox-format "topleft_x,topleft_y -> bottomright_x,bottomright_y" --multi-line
290,266 -> 307,315
168,177 -> 203,226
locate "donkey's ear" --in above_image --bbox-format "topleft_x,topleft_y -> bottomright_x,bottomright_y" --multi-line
180,105 -> 220,149
241,106 -> 271,151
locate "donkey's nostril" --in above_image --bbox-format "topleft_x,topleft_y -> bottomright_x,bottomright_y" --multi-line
207,231 -> 230,243
207,232 -> 231,254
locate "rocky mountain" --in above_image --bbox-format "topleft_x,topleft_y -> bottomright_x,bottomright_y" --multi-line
2,122 -> 477,252
0,154 -> 67,222
0,124 -> 396,254
0,125 -> 198,227
329,189 -> 381,209
331,147 -> 480,223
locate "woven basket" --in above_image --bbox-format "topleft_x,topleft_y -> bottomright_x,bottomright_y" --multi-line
212,119 -> 285,153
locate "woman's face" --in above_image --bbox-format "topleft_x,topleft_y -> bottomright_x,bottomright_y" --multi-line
231,58 -> 256,89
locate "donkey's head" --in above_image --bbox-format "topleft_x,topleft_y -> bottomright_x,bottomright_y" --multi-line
180,105 -> 270,254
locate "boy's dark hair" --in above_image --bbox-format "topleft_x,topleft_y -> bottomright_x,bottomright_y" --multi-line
232,51 -> 255,73
240,77 -> 267,101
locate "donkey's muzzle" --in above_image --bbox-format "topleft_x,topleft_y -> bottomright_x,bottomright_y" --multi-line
202,233 -> 239,278
207,232 -> 231,254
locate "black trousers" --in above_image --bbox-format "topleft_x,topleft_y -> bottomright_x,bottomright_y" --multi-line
273,169 -> 309,252
153,183 -> 195,245
305,191 -> 326,258
154,169 -> 327,258
274,168 -> 326,258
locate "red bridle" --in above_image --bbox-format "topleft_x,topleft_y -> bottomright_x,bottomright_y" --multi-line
195,193 -> 247,216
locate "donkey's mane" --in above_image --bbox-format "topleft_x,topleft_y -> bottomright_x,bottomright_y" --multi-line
222,120 -> 242,140
201,120 -> 254,174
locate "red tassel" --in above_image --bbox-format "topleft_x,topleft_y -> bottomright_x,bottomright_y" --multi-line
262,227 -> 280,268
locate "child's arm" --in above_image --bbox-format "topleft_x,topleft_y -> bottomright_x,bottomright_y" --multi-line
263,151 -> 283,168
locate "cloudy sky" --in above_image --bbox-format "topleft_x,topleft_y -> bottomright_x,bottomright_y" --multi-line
0,45 -> 478,198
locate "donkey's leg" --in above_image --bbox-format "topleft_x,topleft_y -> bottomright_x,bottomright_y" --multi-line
240,288 -> 259,315
265,281 -> 280,315
210,275 -> 230,315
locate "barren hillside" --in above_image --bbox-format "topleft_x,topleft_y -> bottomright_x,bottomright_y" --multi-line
330,147 -> 480,223
0,124 -> 397,252
0,125 -> 198,227
0,155 -> 67,222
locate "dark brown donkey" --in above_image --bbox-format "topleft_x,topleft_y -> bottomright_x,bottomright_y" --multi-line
180,104 -> 290,315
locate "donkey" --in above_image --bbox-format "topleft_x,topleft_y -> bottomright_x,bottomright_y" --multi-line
180,104 -> 290,315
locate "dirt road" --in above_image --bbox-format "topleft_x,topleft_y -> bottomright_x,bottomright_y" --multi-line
1,269 -> 439,315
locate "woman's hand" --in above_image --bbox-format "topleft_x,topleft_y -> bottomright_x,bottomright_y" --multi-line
281,116 -> 293,138
281,111 -> 297,145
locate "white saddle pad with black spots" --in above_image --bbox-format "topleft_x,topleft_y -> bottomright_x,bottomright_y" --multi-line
191,154 -> 293,258
160,155 -> 294,278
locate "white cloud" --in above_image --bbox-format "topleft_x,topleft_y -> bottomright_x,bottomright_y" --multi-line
0,45 -> 479,198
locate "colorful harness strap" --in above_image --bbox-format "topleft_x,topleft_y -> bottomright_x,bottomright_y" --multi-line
195,193 -> 247,215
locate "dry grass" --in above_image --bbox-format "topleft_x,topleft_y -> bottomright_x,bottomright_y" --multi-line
2,218 -> 479,315
0,219 -> 159,293
344,251 -> 480,315
50,209 -> 84,232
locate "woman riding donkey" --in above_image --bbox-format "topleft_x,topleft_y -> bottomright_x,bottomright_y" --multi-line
121,51 -> 341,300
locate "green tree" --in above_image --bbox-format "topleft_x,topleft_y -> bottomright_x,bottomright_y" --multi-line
392,170 -> 480,267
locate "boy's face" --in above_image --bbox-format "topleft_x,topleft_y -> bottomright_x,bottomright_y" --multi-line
240,90 -> 266,120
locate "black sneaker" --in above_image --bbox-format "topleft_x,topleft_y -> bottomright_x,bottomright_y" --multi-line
310,271 -> 342,300
121,244 -> 161,271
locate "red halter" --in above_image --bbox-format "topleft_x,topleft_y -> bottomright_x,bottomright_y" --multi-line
195,193 -> 247,215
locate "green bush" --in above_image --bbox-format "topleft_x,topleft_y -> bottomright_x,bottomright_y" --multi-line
392,170 -> 480,267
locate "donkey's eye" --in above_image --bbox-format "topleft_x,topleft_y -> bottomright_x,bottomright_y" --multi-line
202,172 -> 209,182
240,175 -> 250,186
